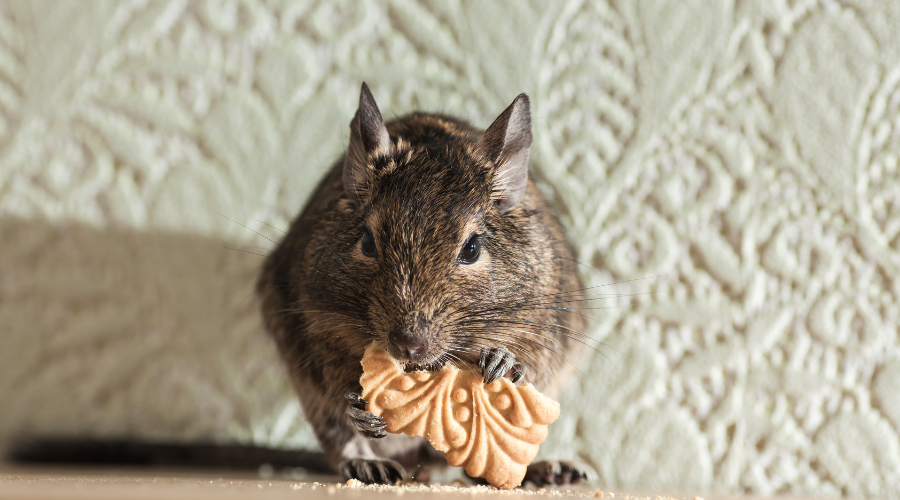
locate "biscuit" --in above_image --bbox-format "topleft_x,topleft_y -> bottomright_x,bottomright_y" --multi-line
359,342 -> 561,489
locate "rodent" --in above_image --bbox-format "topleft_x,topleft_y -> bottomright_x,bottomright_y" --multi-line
257,83 -> 587,486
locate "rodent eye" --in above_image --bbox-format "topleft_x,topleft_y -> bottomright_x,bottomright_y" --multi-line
457,234 -> 481,264
361,228 -> 377,258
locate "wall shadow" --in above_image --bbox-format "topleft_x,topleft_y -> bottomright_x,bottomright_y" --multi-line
0,216 -> 317,456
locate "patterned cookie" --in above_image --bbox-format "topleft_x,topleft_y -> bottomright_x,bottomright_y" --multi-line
359,342 -> 561,489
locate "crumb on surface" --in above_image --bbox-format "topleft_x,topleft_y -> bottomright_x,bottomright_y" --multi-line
311,480 -> 628,497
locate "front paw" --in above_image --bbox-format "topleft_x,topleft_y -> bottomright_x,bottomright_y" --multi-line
524,460 -> 592,486
340,457 -> 406,485
345,392 -> 386,439
479,346 -> 527,384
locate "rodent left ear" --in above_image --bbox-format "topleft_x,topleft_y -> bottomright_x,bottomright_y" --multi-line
344,82 -> 391,206
476,93 -> 532,214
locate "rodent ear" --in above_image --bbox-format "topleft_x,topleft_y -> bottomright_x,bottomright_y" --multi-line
476,93 -> 532,214
344,82 -> 391,205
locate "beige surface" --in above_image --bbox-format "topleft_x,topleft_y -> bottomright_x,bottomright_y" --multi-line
2,0 -> 900,498
0,466 -> 660,500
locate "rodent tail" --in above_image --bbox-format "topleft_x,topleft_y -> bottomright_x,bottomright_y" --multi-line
7,438 -> 333,473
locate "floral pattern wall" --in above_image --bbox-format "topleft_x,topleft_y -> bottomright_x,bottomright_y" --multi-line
1,1 -> 899,497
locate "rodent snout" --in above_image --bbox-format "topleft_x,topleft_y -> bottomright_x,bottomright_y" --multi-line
388,329 -> 429,361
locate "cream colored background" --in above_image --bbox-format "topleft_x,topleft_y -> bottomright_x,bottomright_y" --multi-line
1,0 -> 899,498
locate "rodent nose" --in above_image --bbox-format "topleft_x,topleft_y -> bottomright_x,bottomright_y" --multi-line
389,331 -> 428,359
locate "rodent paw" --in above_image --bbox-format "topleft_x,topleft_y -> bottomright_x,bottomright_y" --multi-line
346,392 -> 387,439
340,457 -> 406,485
523,460 -> 592,486
479,346 -> 519,384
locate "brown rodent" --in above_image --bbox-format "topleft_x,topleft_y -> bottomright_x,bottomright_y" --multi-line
257,83 -> 587,486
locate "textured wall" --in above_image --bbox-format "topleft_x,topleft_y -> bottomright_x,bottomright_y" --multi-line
1,0 -> 899,497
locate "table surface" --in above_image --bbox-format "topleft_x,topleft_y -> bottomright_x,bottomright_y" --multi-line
0,465 -> 729,500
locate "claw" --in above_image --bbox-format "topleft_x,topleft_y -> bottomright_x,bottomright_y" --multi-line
510,363 -> 527,383
524,460 -> 592,486
345,392 -> 368,406
340,458 -> 406,485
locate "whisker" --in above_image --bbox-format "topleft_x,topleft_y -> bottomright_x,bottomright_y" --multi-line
253,219 -> 287,234
500,290 -> 657,310
471,332 -> 587,378
215,211 -> 278,246
223,246 -> 268,258
460,317 -> 615,358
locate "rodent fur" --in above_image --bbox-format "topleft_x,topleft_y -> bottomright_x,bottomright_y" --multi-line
257,83 -> 585,485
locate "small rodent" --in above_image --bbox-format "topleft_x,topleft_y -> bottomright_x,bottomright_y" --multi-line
257,83 -> 588,486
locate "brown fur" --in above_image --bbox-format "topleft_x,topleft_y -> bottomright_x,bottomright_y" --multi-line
257,86 -> 584,479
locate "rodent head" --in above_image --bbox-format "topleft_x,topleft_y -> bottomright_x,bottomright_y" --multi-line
325,83 -> 547,368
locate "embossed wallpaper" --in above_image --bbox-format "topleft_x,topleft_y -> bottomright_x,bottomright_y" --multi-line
1,0 -> 899,497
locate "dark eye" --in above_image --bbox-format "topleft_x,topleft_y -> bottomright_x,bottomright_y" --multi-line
361,229 -> 377,258
458,234 -> 481,264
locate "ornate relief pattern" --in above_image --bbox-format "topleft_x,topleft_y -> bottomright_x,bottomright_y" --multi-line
1,0 -> 899,497
360,343 -> 559,490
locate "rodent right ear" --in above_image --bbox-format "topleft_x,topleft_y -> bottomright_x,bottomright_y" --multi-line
476,93 -> 532,214
343,82 -> 391,206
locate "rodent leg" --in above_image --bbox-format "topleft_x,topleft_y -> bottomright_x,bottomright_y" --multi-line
334,424 -> 409,484
345,392 -> 387,439
479,346 -> 518,384
523,460 -> 593,486
340,457 -> 406,485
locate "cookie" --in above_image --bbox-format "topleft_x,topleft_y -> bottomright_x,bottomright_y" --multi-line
359,342 -> 561,489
